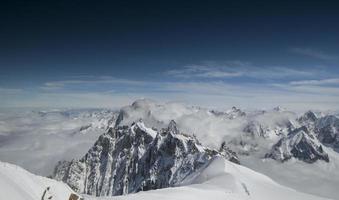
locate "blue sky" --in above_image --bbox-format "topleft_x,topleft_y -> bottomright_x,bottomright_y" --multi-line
0,1 -> 339,110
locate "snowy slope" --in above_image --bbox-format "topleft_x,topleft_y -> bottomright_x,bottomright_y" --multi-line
0,160 -> 77,200
240,148 -> 339,199
84,157 -> 330,200
1,158 -> 330,200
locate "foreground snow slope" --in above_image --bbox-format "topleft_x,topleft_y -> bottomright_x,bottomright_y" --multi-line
1,157 -> 329,200
85,157 -> 330,200
240,148 -> 339,199
0,161 -> 76,200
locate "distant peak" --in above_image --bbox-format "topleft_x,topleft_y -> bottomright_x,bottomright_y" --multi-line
167,120 -> 179,134
304,111 -> 318,120
131,98 -> 155,109
273,106 -> 285,112
226,106 -> 246,119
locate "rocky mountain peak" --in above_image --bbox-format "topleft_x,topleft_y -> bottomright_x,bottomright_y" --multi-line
226,106 -> 246,119
265,126 -> 329,163
273,106 -> 285,112
53,120 -> 239,196
315,115 -> 339,152
298,111 -> 318,124
166,120 -> 179,135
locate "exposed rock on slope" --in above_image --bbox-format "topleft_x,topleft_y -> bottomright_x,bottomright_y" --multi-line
84,157 -> 331,200
53,120 -> 239,196
315,115 -> 339,151
265,126 -> 329,163
298,111 -> 318,124
297,112 -> 339,152
226,106 -> 246,119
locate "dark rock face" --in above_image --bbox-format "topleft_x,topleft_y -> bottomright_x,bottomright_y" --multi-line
298,111 -> 318,124
295,112 -> 339,152
210,106 -> 246,119
227,106 -> 246,119
53,120 -> 238,196
243,121 -> 268,138
219,142 -> 240,164
265,126 -> 329,163
315,115 -> 339,151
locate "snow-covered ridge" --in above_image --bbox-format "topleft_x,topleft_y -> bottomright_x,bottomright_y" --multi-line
265,126 -> 329,163
53,120 -> 239,196
0,160 -> 78,200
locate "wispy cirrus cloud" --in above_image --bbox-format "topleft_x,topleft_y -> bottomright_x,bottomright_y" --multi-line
290,78 -> 339,86
0,87 -> 23,94
274,83 -> 339,96
166,65 -> 243,78
40,76 -> 148,90
291,47 -> 338,61
271,77 -> 339,98
7,79 -> 338,111
166,62 -> 317,80
1,61 -> 338,111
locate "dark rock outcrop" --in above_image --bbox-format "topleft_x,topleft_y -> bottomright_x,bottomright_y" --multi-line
315,115 -> 339,151
53,120 -> 238,196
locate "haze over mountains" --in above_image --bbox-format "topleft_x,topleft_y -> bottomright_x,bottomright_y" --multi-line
1,99 -> 339,199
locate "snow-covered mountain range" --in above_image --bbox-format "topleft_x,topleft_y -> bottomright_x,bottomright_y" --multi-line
1,99 -> 339,199
53,120 -> 239,196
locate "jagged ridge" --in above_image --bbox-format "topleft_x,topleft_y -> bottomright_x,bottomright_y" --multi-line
53,120 -> 239,196
265,126 -> 329,163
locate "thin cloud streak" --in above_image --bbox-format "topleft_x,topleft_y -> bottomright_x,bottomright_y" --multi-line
0,87 -> 23,94
291,47 -> 338,61
41,76 -> 150,90
166,65 -> 243,78
166,64 -> 317,79
290,78 -> 339,86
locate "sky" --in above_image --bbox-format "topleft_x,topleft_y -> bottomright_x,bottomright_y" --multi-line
0,0 -> 339,111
